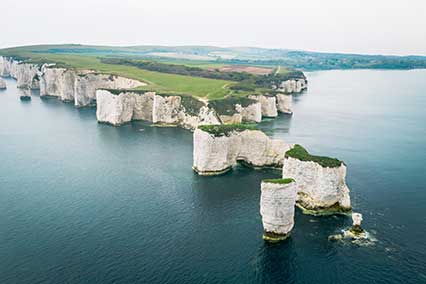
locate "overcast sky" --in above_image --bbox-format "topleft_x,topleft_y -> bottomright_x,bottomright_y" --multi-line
2,0 -> 426,55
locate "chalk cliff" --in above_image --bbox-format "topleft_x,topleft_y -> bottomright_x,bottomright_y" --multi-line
278,79 -> 307,93
0,57 -> 145,107
40,66 -> 145,107
276,93 -> 293,114
260,178 -> 297,242
193,125 -> 291,175
282,145 -> 351,215
0,78 -> 6,89
0,57 -> 40,89
248,95 -> 278,118
96,89 -> 220,129
208,98 -> 262,124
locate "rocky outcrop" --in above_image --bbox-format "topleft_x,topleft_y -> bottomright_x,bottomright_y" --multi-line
277,79 -> 307,93
248,95 -> 278,118
0,57 -> 40,89
282,145 -> 351,215
235,102 -> 262,123
40,67 -> 77,101
276,93 -> 293,114
0,56 -> 145,107
96,90 -> 220,128
40,67 -> 145,107
260,178 -> 297,242
193,125 -> 291,175
0,56 -> 15,77
0,78 -> 6,89
208,98 -> 262,124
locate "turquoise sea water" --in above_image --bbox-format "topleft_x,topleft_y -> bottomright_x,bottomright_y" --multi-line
0,70 -> 425,283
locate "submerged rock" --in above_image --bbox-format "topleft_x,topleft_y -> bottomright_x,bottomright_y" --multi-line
329,213 -> 375,246
193,124 -> 291,175
282,144 -> 351,215
260,178 -> 297,242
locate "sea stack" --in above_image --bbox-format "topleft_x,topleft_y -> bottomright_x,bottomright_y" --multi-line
282,144 -> 351,215
0,78 -> 6,89
193,124 -> 291,175
349,213 -> 364,235
260,178 -> 297,242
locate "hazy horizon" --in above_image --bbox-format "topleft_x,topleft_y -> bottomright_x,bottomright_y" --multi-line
2,0 -> 426,56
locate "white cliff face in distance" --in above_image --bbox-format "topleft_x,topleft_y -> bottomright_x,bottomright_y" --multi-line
276,94 -> 293,114
260,179 -> 297,242
193,126 -> 292,175
40,67 -> 145,107
277,79 -> 307,93
248,95 -> 278,118
282,145 -> 351,215
0,78 -> 6,89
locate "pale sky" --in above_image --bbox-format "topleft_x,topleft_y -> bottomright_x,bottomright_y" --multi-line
2,0 -> 426,55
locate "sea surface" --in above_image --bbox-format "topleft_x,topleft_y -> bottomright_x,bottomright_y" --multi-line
0,70 -> 425,284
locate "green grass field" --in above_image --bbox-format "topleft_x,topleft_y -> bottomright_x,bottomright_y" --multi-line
0,47 -> 238,100
0,44 -> 297,100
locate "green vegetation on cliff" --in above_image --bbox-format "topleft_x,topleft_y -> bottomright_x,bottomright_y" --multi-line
285,144 -> 343,168
262,178 -> 295,185
208,97 -> 257,115
198,123 -> 257,137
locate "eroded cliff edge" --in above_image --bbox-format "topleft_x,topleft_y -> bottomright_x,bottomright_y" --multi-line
192,124 -> 292,175
0,56 -> 307,129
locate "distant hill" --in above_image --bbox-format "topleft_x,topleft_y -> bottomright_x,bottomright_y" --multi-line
1,44 -> 426,71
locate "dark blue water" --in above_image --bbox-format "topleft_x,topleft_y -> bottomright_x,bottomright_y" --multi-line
1,70 -> 425,284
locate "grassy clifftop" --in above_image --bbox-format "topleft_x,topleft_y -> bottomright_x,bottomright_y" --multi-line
0,44 -> 305,100
285,145 -> 343,168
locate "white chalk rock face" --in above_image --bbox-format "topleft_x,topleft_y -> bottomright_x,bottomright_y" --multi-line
15,63 -> 40,89
193,129 -> 235,175
260,180 -> 297,241
74,73 -> 144,107
96,90 -> 220,129
40,67 -> 76,101
39,66 -> 145,106
249,95 -> 278,117
282,153 -> 351,214
278,79 -> 307,93
193,127 -> 291,175
194,106 -> 221,127
0,57 -> 40,89
276,94 -> 293,114
96,90 -> 136,125
237,130 -> 289,167
0,78 -> 6,89
152,95 -> 182,124
132,92 -> 155,121
235,102 -> 262,123
352,213 -> 363,227
0,56 -> 14,77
